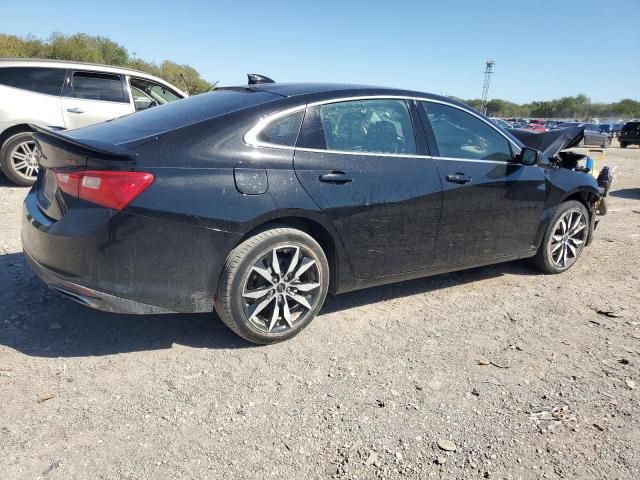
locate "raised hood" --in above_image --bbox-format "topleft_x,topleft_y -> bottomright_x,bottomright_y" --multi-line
507,126 -> 584,161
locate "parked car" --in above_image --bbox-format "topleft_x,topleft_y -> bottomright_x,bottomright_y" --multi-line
554,122 -> 611,147
0,59 -> 187,186
23,80 -> 609,344
619,121 -> 640,148
598,123 -> 623,137
491,118 -> 511,128
527,119 -> 547,132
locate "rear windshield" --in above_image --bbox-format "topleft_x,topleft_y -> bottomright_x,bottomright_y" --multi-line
64,89 -> 280,145
622,122 -> 640,132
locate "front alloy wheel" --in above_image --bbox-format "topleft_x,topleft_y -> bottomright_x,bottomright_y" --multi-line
549,209 -> 587,269
530,200 -> 590,274
215,226 -> 329,344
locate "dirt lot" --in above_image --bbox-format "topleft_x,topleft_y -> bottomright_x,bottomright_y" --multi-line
0,143 -> 639,480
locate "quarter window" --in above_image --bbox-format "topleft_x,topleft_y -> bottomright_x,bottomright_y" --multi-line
68,71 -> 126,102
422,102 -> 512,161
0,67 -> 66,96
298,99 -> 417,155
257,110 -> 304,147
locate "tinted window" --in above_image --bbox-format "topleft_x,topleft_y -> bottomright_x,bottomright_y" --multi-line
69,72 -> 125,102
63,90 -> 280,145
0,67 -> 66,96
130,77 -> 182,111
298,99 -> 417,154
422,102 -> 512,161
258,110 -> 304,146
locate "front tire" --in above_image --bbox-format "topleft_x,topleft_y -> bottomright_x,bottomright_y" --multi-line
0,131 -> 39,186
214,226 -> 329,344
530,201 -> 590,274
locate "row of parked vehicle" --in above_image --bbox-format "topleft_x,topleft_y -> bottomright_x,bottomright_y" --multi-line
491,117 -> 640,149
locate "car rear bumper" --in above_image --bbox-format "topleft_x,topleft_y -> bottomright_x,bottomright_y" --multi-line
619,136 -> 640,144
22,189 -> 239,314
24,250 -> 175,314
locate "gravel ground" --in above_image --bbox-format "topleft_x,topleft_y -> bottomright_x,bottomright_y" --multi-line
0,143 -> 639,479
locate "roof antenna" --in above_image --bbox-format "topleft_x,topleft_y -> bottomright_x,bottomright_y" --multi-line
248,74 -> 275,85
179,73 -> 191,96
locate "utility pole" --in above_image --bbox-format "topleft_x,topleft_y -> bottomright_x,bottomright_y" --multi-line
480,60 -> 495,115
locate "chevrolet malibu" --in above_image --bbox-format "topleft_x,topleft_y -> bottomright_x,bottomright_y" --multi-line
23,80 -> 609,344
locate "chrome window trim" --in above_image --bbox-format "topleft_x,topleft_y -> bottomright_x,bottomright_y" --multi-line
243,94 -> 522,156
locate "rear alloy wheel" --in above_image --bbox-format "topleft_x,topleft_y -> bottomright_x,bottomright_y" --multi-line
602,137 -> 611,148
530,201 -> 590,274
578,138 -> 585,148
0,132 -> 40,186
215,227 -> 329,344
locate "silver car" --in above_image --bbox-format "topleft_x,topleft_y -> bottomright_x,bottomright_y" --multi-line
0,59 -> 187,185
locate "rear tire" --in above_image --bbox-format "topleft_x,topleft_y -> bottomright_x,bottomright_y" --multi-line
530,201 -> 590,274
0,131 -> 39,186
620,142 -> 627,148
578,138 -> 585,148
602,137 -> 611,148
214,226 -> 329,344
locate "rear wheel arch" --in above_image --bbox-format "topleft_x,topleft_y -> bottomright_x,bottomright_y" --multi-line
237,216 -> 343,293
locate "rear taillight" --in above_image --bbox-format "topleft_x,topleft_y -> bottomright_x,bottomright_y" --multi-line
55,170 -> 154,210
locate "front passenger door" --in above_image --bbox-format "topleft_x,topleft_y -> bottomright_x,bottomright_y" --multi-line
61,71 -> 134,129
419,101 -> 548,267
293,98 -> 443,278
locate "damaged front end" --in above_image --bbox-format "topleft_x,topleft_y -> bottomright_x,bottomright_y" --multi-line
508,126 -> 614,216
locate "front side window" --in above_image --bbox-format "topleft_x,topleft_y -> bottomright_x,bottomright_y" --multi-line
68,71 -> 125,102
0,67 -> 66,96
298,99 -> 417,155
422,102 -> 512,161
257,110 -> 304,146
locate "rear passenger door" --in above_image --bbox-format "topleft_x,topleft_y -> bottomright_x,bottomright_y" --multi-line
293,98 -> 442,278
419,101 -> 548,267
61,70 -> 134,129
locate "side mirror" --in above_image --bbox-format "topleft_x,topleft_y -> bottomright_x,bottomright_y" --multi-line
519,147 -> 539,166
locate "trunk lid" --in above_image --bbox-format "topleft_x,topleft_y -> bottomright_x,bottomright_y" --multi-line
33,126 -> 137,221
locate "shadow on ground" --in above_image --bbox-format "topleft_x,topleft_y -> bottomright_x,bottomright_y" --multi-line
610,188 -> 640,200
0,251 -> 537,358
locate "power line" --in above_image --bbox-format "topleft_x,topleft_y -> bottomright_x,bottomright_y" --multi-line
480,60 -> 495,115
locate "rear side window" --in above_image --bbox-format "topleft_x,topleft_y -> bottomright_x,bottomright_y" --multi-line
257,110 -> 304,146
421,102 -> 512,161
298,99 -> 417,155
68,71 -> 126,102
0,67 -> 66,96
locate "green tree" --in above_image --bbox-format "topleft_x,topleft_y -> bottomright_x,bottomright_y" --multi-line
0,32 -> 213,95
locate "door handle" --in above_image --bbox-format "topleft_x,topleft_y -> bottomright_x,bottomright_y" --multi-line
445,173 -> 472,184
319,171 -> 353,184
66,107 -> 85,114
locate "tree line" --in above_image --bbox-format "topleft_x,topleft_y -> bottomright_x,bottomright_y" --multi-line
0,32 -> 214,94
456,94 -> 640,120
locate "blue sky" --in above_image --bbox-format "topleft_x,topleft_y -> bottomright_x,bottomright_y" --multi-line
3,0 -> 639,103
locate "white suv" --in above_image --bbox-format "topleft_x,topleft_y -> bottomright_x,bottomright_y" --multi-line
0,59 -> 187,186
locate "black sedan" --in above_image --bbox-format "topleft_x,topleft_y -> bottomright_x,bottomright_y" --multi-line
23,80 -> 608,344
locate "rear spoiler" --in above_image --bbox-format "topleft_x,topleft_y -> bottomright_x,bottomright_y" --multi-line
31,124 -> 139,159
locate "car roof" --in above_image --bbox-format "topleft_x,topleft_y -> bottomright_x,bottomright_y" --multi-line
0,58 -> 188,97
225,81 -> 455,103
